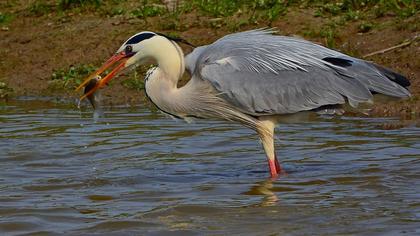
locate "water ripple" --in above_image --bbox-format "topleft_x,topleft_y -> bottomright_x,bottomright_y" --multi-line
0,100 -> 419,235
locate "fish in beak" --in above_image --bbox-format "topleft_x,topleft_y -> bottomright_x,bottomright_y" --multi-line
83,75 -> 101,109
76,50 -> 134,101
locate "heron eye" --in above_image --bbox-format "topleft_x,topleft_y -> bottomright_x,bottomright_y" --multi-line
125,45 -> 133,54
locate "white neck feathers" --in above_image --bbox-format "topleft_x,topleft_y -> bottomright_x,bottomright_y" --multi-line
133,36 -> 185,87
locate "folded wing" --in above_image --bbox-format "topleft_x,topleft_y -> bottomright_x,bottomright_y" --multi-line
185,29 -> 411,115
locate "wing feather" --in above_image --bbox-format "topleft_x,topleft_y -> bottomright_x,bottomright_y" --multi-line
186,29 -> 410,115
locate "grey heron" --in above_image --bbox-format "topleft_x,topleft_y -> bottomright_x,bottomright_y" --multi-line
77,29 -> 411,178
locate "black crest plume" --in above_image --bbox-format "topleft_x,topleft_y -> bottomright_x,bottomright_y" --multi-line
157,32 -> 196,48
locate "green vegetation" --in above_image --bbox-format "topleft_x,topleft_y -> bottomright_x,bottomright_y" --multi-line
183,0 -> 290,20
358,21 -> 373,33
180,0 -> 291,25
50,64 -> 97,89
319,23 -> 338,48
121,71 -> 145,91
313,0 -> 418,19
58,0 -> 102,10
28,1 -> 55,16
131,1 -> 165,18
24,0 -> 418,27
28,0 -> 102,16
0,12 -> 13,24
180,0 -> 418,22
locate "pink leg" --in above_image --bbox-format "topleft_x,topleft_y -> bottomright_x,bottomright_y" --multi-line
268,154 -> 285,178
274,154 -> 283,174
268,158 -> 279,177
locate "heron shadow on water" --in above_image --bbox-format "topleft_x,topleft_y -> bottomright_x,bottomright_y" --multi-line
76,28 -> 411,179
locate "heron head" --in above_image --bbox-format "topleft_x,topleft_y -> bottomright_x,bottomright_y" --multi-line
76,31 -> 194,101
76,31 -> 160,100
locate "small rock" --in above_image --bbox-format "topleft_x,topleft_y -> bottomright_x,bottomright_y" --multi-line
1,26 -> 9,31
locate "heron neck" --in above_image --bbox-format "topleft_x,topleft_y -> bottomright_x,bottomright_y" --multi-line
145,67 -> 190,118
154,39 -> 185,88
143,38 -> 189,117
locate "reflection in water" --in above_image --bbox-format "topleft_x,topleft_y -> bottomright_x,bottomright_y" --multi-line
0,99 -> 419,235
245,179 -> 278,207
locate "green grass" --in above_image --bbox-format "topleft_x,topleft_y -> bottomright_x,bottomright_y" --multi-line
131,1 -> 165,18
185,0 -> 291,22
153,0 -> 417,32
182,0 -> 418,24
312,0 -> 418,19
156,0 -> 292,31
319,23 -> 338,48
101,7 -> 125,17
121,65 -> 159,91
0,12 -> 13,24
50,64 -> 97,89
24,0 -> 419,29
121,71 -> 145,91
58,0 -> 102,10
28,1 -> 54,16
28,0 -> 103,16
358,21 -> 373,32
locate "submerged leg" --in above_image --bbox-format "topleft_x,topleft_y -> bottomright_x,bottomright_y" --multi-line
274,154 -> 282,174
257,117 -> 284,178
267,153 -> 284,177
268,157 -> 280,177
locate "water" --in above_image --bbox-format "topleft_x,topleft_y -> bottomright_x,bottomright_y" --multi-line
0,99 -> 419,235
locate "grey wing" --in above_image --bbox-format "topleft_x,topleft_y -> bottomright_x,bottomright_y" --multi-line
185,45 -> 208,75
191,29 -> 411,115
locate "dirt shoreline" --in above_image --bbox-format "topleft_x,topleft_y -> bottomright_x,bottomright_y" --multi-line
1,2 -> 419,120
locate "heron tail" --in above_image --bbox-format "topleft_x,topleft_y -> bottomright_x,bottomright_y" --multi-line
371,63 -> 411,88
327,57 -> 412,99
